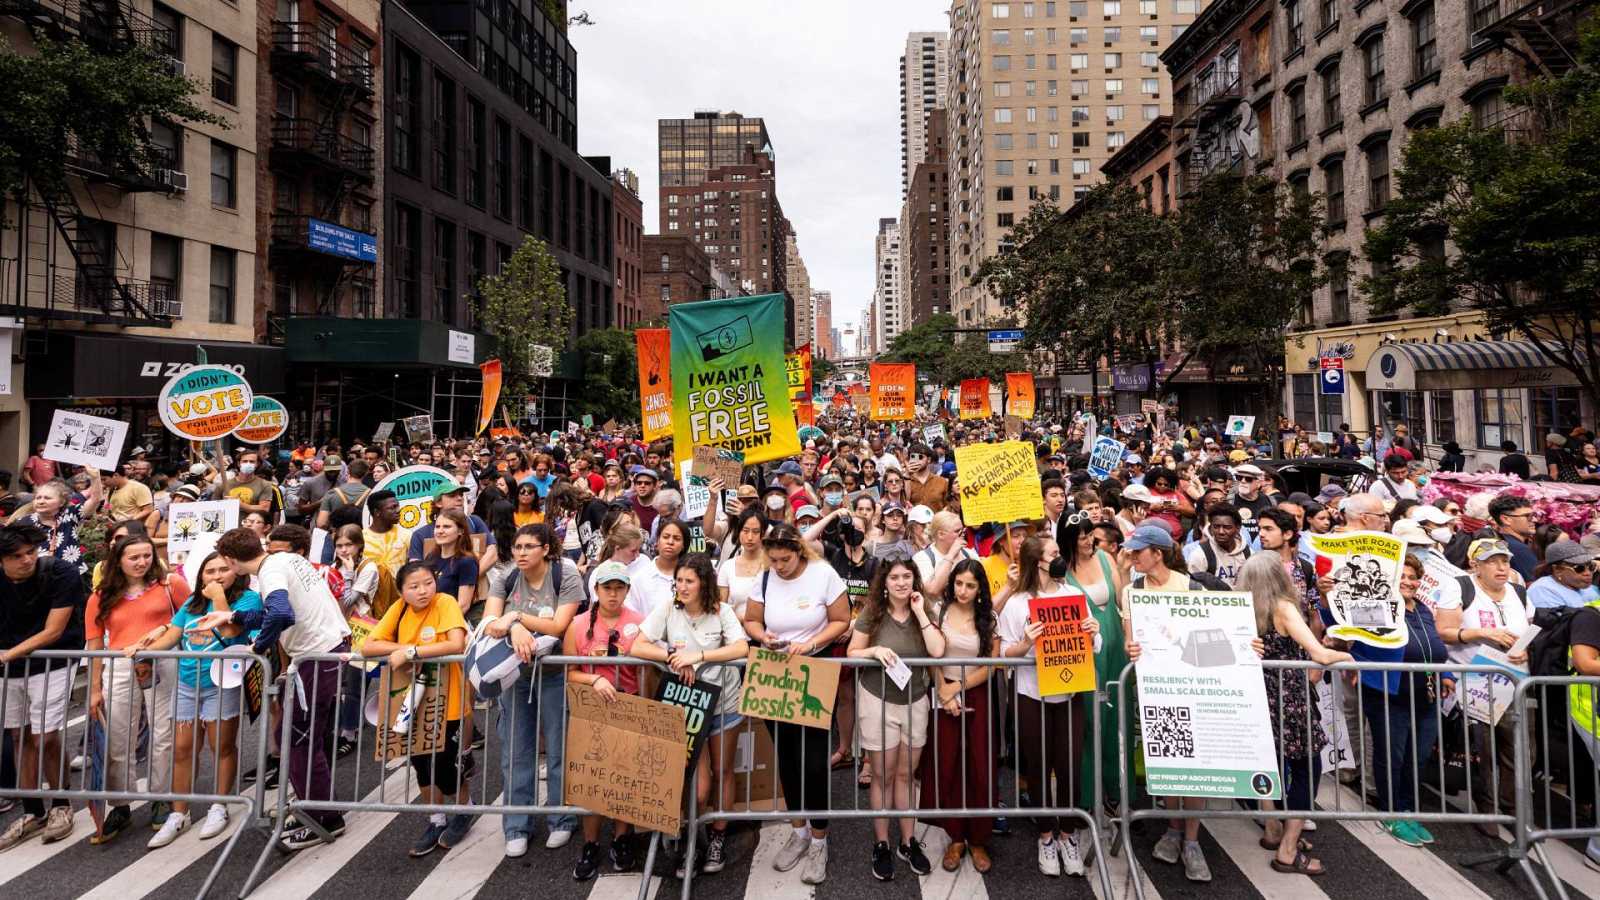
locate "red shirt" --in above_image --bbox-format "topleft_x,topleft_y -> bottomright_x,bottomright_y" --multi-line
570,608 -> 645,694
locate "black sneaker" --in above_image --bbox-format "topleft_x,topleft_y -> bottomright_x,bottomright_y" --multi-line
702,830 -> 727,873
246,755 -> 281,789
994,800 -> 1011,835
90,805 -> 132,845
610,834 -> 636,871
335,736 -> 357,758
410,820 -> 447,857
871,840 -> 895,881
148,801 -> 171,831
280,817 -> 346,851
898,838 -> 932,876
574,841 -> 603,881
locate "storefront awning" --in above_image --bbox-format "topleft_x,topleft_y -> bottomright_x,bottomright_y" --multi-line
1365,339 -> 1580,392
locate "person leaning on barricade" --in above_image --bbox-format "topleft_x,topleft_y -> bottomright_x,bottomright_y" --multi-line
0,523 -> 83,851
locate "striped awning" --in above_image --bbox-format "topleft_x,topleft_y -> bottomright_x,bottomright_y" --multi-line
1365,339 -> 1581,392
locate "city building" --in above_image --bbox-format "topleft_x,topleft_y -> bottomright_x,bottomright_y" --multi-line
283,0 -> 613,439
947,0 -> 1206,325
863,300 -> 877,356
642,234 -> 716,310
873,217 -> 904,352
785,231 -> 811,349
812,289 -> 834,357
907,108 -> 952,325
1100,114 -> 1174,213
659,109 -> 772,191
902,31 -> 951,197
2,0 -> 273,461
608,166 -> 644,326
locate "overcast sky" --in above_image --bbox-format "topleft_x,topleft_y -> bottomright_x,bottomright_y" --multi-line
573,0 -> 948,336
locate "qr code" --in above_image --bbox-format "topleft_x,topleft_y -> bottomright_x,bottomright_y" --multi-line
1144,705 -> 1195,758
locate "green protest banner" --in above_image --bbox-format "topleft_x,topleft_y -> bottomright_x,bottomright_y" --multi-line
668,293 -> 800,468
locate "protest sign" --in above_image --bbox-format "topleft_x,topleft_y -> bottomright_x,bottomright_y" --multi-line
158,365 -> 253,440
346,613 -> 379,671
669,294 -> 800,467
566,421 -> 581,436
564,683 -> 687,834
678,459 -> 712,519
690,445 -> 745,484
1088,436 -> 1126,480
1417,552 -> 1467,612
851,393 -> 870,414
831,390 -> 849,410
231,396 -> 288,444
923,423 -> 947,446
786,344 -> 813,403
402,414 -> 434,443
167,499 -> 240,555
952,440 -> 1043,526
1004,415 -> 1024,439
44,409 -> 127,470
868,362 -> 916,421
602,418 -> 617,434
1129,588 -> 1281,800
1316,431 -> 1335,446
794,400 -> 816,427
1462,635 -> 1538,727
634,327 -> 674,442
1005,372 -> 1036,419
1028,592 -> 1097,696
364,465 -> 458,535
1140,399 -> 1160,415
374,663 -> 448,761
1224,415 -> 1255,438
373,421 -> 395,444
581,413 -> 593,429
1310,531 -> 1408,649
958,378 -> 991,419
476,359 -> 502,436
654,673 -> 723,765
739,647 -> 840,730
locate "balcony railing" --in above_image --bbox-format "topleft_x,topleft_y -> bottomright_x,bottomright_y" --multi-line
0,259 -> 179,324
1174,68 -> 1243,127
1470,0 -> 1593,73
270,21 -> 374,96
65,141 -> 182,193
0,0 -> 175,54
270,117 -> 375,178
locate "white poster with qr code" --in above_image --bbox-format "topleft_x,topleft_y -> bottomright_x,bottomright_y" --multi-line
1128,588 -> 1281,800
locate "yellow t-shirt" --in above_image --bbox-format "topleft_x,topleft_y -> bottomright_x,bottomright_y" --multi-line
363,526 -> 406,577
371,593 -> 468,721
513,509 -> 544,528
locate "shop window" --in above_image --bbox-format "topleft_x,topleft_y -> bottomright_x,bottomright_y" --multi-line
1430,390 -> 1456,446
1291,374 -> 1316,431
1530,386 -> 1581,442
1376,390 -> 1426,445
1318,390 -> 1343,436
1476,388 -> 1523,450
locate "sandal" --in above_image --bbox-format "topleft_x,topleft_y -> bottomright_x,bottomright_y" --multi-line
858,768 -> 873,788
1258,836 -> 1313,852
829,751 -> 854,771
1269,850 -> 1326,876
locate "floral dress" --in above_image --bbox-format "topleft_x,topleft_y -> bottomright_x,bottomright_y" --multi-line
27,507 -> 86,576
1261,583 -> 1326,765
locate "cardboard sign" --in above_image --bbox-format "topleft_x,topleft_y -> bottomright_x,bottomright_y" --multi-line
739,647 -> 840,730
732,720 -> 784,811
232,396 -> 288,444
1028,592 -> 1097,696
1004,415 -> 1024,439
402,414 -> 433,443
563,683 -> 688,834
1140,399 -> 1160,415
602,418 -> 617,434
373,421 -> 396,444
158,364 -> 253,440
952,440 -> 1043,526
167,499 -> 240,554
44,409 -> 128,470
691,445 -> 744,484
654,673 -> 723,765
1088,436 -> 1126,480
1224,415 -> 1255,438
374,663 -> 448,761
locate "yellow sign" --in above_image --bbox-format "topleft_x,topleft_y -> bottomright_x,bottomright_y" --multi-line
953,440 -> 1043,526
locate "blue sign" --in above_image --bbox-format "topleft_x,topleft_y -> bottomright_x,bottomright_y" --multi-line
306,218 -> 377,262
1320,356 -> 1346,395
1088,436 -> 1126,481
987,329 -> 1025,343
1112,364 -> 1151,393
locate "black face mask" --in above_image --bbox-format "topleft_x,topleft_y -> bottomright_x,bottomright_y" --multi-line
1047,555 -> 1071,581
841,522 -> 864,547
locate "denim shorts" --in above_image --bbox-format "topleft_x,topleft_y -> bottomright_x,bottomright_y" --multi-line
175,680 -> 242,722
708,711 -> 745,736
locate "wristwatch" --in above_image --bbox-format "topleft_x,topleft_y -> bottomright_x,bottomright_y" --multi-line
405,645 -> 419,662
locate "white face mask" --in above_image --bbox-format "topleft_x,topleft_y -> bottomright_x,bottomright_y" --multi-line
238,463 -> 257,476
766,496 -> 786,512
1429,527 -> 1453,545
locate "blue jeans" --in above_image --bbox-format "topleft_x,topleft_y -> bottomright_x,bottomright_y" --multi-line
498,664 -> 574,838
1361,685 -> 1440,814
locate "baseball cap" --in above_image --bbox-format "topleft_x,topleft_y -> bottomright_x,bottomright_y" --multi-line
819,472 -> 844,489
593,560 -> 632,585
735,483 -> 760,500
1408,505 -> 1453,526
1121,484 -> 1157,505
1545,539 -> 1596,567
1125,525 -> 1175,551
188,462 -> 209,477
776,461 -> 804,478
1315,484 -> 1347,504
324,455 -> 344,470
1468,538 -> 1514,562
881,501 -> 907,515
795,504 -> 822,521
908,504 -> 934,525
1126,453 -> 1144,466
629,465 -> 658,481
431,482 -> 467,502
1233,463 -> 1266,479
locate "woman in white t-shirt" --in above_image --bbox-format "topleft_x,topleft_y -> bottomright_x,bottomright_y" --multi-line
742,523 -> 849,886
626,520 -> 685,620
997,535 -> 1100,878
632,555 -> 750,877
717,506 -> 768,619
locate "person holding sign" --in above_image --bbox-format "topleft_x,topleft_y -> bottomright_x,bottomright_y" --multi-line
846,559 -> 945,880
631,554 -> 751,877
741,523 -> 850,886
996,536 -> 1100,878
1055,513 -> 1130,815
562,560 -> 645,880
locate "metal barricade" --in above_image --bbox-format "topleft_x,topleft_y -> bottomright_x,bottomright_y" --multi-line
0,648 -> 276,900
1114,658 -> 1559,900
1514,674 -> 1600,900
678,656 -> 1118,899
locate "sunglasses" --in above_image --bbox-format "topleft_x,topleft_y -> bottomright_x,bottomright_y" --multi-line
1563,563 -> 1594,574
606,629 -> 620,657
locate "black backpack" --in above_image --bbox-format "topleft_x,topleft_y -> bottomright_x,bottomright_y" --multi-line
1529,604 -> 1598,678
1198,541 -> 1251,577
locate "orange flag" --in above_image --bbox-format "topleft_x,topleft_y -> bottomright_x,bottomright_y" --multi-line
476,359 -> 502,435
959,378 -> 991,419
635,328 -> 672,442
1005,372 -> 1036,420
868,362 -> 916,421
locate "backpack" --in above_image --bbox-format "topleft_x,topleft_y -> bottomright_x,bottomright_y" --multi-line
1198,540 -> 1251,577
1529,604 -> 1596,678
1453,574 -> 1529,616
1131,570 -> 1230,592
369,564 -> 400,620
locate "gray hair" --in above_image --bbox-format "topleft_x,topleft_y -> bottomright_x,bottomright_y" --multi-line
1236,552 -> 1297,637
652,488 -> 683,512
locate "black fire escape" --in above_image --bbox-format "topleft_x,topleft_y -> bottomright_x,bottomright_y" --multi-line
267,19 -> 376,334
0,0 -> 183,329
1472,0 -> 1595,77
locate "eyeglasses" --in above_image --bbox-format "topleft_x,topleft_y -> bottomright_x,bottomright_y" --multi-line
1502,511 -> 1534,519
519,487 -> 537,494
1562,563 -> 1594,574
632,478 -> 654,486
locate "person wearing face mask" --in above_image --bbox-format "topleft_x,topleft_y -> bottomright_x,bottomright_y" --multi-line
817,472 -> 847,515
216,450 -> 274,518
761,482 -> 792,524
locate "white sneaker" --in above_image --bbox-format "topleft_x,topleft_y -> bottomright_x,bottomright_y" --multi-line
198,805 -> 229,840
147,811 -> 189,849
773,829 -> 810,872
545,829 -> 572,850
69,754 -> 85,772
1038,837 -> 1062,876
800,838 -> 828,885
1060,833 -> 1085,876
505,835 -> 529,858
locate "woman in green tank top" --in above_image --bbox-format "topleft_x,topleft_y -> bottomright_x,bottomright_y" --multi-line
1057,512 -> 1129,811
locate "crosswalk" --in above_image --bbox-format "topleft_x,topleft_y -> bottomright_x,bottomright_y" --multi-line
2,775 -> 1598,899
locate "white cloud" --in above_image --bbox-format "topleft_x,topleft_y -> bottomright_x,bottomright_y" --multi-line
572,0 -> 948,334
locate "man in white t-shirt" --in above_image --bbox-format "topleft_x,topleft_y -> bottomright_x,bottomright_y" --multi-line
191,527 -> 351,853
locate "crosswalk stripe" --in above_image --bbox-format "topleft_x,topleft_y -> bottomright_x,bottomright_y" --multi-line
741,822 -> 815,900
404,794 -> 508,900
251,766 -> 419,900
1539,838 -> 1600,900
0,780 -> 149,890
73,803 -> 244,900
586,871 -> 663,900
1201,815 -> 1332,899
1083,823 -> 1163,900
1317,782 -> 1497,900
913,822 -> 990,900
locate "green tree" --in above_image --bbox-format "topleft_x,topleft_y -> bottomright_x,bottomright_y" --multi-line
573,327 -> 639,423
811,354 -> 839,384
0,37 -> 223,207
878,313 -> 1011,388
473,235 -> 574,402
1361,19 -> 1600,408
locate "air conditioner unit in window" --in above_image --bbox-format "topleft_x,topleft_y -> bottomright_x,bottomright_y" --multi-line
156,169 -> 189,192
166,56 -> 186,77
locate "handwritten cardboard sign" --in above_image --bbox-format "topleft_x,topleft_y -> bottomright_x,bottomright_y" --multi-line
374,664 -> 447,761
691,445 -> 745,484
952,440 -> 1043,527
739,647 -> 840,730
563,683 -> 688,834
655,673 -> 723,765
1028,592 -> 1097,696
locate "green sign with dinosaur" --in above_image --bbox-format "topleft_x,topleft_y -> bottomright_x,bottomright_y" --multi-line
739,647 -> 840,730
